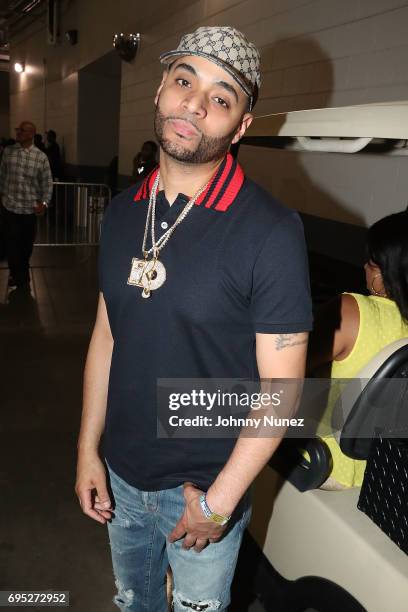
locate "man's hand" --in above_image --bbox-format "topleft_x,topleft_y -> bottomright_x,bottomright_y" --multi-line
168,483 -> 226,552
33,201 -> 47,216
75,452 -> 112,524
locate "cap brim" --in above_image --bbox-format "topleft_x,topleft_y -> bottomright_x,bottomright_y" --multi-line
159,49 -> 253,100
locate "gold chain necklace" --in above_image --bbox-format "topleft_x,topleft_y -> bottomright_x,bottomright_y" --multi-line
127,171 -> 209,298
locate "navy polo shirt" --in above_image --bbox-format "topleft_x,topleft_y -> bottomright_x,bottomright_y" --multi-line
99,153 -> 313,491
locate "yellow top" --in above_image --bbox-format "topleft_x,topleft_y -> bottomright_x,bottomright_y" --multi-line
324,292 -> 408,487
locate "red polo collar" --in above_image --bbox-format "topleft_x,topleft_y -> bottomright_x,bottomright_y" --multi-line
133,152 -> 244,212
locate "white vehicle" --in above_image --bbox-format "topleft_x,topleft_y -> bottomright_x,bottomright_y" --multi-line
243,104 -> 408,612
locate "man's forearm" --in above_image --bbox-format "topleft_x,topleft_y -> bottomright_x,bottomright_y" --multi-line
77,329 -> 113,454
205,332 -> 308,517
205,436 -> 282,516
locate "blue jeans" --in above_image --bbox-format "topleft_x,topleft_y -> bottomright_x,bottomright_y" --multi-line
106,463 -> 252,611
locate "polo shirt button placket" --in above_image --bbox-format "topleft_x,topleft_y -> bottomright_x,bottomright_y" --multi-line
156,219 -> 169,240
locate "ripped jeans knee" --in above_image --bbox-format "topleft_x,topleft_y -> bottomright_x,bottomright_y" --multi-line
172,591 -> 223,612
113,579 -> 136,610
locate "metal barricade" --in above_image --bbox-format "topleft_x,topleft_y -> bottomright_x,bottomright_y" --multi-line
35,182 -> 111,246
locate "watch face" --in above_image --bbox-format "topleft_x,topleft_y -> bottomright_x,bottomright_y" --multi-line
211,513 -> 228,525
199,495 -> 229,525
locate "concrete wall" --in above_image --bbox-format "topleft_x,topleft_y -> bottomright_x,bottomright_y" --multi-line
10,69 -> 78,163
77,55 -> 121,169
0,71 -> 10,138
8,0 -> 408,257
76,74 -> 118,168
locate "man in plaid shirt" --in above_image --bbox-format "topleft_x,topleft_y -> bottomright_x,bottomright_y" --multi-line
0,121 -> 53,291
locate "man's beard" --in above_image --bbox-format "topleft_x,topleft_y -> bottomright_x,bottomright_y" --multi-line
154,105 -> 239,164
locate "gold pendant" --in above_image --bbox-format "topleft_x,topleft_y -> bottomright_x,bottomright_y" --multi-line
127,257 -> 166,297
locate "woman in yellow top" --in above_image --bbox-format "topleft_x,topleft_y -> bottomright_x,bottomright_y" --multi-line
309,211 -> 408,489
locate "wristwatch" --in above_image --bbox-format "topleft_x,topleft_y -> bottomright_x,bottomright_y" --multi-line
199,494 -> 231,526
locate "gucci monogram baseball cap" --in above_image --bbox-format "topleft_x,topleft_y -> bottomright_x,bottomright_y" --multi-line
159,26 -> 261,110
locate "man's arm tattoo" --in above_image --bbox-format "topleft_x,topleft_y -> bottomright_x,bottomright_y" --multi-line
275,333 -> 308,351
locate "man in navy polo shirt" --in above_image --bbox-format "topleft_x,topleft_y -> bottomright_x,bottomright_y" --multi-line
76,26 -> 312,611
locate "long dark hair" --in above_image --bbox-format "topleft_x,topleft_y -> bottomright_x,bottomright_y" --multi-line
367,210 -> 408,321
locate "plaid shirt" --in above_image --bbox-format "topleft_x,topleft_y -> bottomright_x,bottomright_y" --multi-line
0,143 -> 53,214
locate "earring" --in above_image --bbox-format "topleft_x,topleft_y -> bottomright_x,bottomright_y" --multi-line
371,273 -> 387,297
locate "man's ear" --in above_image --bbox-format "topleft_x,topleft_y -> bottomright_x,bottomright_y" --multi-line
154,71 -> 168,105
231,113 -> 253,144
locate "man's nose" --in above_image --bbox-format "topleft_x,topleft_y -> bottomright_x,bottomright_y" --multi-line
181,91 -> 207,118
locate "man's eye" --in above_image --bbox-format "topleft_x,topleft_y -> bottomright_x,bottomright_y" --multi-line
176,78 -> 190,87
214,97 -> 229,108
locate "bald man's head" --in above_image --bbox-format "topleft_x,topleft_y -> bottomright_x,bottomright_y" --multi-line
16,121 -> 36,147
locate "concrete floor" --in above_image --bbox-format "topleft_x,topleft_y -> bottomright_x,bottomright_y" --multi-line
0,246 -> 266,612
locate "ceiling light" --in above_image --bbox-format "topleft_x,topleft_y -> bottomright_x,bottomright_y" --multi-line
113,33 -> 140,62
14,61 -> 25,73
